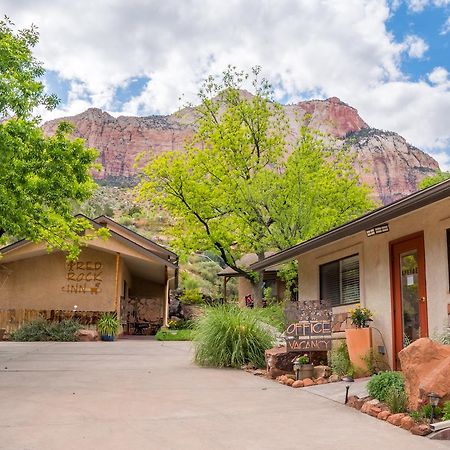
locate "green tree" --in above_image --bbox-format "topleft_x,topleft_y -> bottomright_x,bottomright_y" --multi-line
419,169 -> 450,189
138,67 -> 375,304
0,17 -> 102,258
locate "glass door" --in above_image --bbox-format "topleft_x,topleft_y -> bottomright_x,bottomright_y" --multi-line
390,233 -> 428,369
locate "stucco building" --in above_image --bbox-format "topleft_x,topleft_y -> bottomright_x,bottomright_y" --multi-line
0,215 -> 178,334
251,179 -> 450,369
218,253 -> 287,305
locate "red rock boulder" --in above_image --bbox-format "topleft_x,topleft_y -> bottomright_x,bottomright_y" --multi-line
77,329 -> 99,342
398,338 -> 450,410
265,347 -> 294,379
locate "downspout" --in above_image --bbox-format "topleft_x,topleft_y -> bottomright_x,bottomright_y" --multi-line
114,253 -> 121,313
163,269 -> 175,328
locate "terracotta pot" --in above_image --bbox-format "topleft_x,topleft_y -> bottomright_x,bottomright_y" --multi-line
345,327 -> 372,375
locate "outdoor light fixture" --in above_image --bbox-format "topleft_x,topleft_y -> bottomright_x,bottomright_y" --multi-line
366,223 -> 390,237
428,392 -> 441,423
345,385 -> 350,404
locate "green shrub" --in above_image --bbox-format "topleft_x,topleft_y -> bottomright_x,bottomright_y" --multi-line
97,312 -> 120,336
254,304 -> 285,332
180,288 -> 204,305
367,371 -> 405,402
331,341 -> 353,377
410,410 -> 422,423
443,401 -> 450,420
194,305 -> 275,368
361,349 -> 390,375
385,387 -> 408,413
11,318 -> 81,342
168,319 -> 194,330
412,403 -> 443,422
156,329 -> 193,341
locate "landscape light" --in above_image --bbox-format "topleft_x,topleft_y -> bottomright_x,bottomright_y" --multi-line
428,392 -> 441,423
345,385 -> 350,404
366,223 -> 389,237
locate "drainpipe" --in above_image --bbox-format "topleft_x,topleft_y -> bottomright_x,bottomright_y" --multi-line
163,270 -> 176,328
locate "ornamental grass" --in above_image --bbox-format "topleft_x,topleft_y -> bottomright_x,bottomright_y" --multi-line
193,305 -> 275,368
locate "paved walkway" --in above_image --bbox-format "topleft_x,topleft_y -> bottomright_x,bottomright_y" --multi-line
0,341 -> 448,450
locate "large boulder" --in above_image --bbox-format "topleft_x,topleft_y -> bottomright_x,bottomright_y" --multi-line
77,329 -> 99,342
265,346 -> 294,378
398,338 -> 450,410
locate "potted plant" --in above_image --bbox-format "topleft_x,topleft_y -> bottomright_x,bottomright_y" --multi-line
293,354 -> 314,380
97,312 -> 121,341
345,305 -> 373,375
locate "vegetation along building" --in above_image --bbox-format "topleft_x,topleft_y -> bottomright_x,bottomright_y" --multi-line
0,215 -> 178,335
251,179 -> 450,369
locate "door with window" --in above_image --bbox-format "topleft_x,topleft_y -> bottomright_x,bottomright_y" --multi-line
390,232 -> 428,368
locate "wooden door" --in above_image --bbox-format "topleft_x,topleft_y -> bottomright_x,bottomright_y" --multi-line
390,232 -> 428,369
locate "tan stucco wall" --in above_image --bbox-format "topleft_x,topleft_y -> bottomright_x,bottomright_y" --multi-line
0,247 -> 117,311
298,197 -> 450,365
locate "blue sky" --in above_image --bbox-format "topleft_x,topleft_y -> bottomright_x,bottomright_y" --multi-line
3,0 -> 450,169
389,1 -> 449,80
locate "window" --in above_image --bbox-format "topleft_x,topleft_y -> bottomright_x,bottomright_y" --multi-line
320,254 -> 360,306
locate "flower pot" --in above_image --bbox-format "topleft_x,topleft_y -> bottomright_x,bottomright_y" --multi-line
298,363 -> 314,380
100,334 -> 115,341
345,327 -> 372,375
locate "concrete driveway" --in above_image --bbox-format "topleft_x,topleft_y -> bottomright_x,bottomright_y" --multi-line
0,340 -> 448,450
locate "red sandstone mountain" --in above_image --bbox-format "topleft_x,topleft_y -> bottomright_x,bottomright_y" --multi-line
42,96 -> 439,205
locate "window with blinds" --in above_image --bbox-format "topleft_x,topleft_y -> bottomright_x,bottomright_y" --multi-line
320,254 -> 360,306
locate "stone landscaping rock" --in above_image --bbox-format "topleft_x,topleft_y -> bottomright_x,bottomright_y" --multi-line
77,329 -> 99,341
276,375 -> 289,384
328,374 -> 340,382
377,410 -> 391,420
400,415 -> 414,431
368,406 -> 382,417
265,347 -> 295,379
386,413 -> 406,426
361,399 -> 380,414
398,337 -> 450,410
410,423 -> 431,436
353,398 -> 367,410
292,380 -> 304,388
313,365 -> 332,379
316,377 -> 328,385
285,378 -> 295,386
302,378 -> 315,387
348,396 -> 369,410
346,395 -> 359,408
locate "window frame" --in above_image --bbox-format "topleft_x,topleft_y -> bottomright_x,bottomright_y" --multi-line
319,253 -> 360,307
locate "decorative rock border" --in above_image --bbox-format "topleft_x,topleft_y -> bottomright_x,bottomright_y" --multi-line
275,374 -> 339,388
347,395 -> 432,436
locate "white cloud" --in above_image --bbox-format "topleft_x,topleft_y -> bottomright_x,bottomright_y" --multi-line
428,66 -> 450,86
3,0 -> 450,169
403,0 -> 450,12
441,16 -> 450,34
401,35 -> 429,58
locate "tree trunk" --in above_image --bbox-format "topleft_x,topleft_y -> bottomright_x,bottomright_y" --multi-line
252,274 -> 264,308
252,252 -> 266,308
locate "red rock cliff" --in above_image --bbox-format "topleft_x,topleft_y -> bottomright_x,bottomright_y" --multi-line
42,97 -> 439,205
